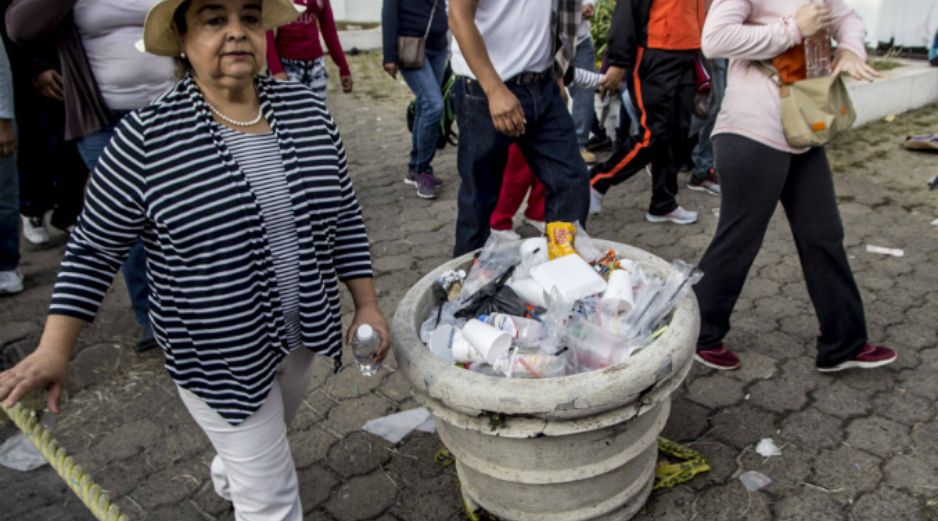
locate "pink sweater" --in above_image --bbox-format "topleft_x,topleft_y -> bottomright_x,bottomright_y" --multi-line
702,0 -> 867,153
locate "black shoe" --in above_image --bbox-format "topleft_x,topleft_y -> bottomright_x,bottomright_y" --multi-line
585,136 -> 613,153
135,326 -> 158,352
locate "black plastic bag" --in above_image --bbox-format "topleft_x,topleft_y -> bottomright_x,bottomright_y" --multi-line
455,266 -> 527,318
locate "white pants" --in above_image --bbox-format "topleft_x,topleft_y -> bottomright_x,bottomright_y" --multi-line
177,348 -> 318,521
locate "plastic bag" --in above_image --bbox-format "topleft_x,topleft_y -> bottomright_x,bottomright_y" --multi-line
457,234 -> 522,306
538,287 -> 575,356
620,260 -> 703,343
574,221 -> 604,263
455,266 -> 527,318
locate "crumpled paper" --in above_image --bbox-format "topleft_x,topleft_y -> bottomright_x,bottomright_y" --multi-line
363,408 -> 436,444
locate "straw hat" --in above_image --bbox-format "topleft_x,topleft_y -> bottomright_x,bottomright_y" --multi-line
143,0 -> 303,57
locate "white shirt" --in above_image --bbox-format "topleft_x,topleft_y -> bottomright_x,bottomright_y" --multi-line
74,0 -> 175,111
451,0 -> 556,81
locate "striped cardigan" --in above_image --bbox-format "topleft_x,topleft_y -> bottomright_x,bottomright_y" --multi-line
50,75 -> 373,424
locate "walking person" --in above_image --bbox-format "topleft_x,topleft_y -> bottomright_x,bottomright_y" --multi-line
692,0 -> 896,372
0,1 -> 389,519
382,0 -> 448,199
686,57 -> 725,196
589,0 -> 704,224
266,0 -> 352,100
571,0 -> 598,165
489,144 -> 546,240
449,0 -> 590,256
8,0 -> 179,351
0,35 -> 21,294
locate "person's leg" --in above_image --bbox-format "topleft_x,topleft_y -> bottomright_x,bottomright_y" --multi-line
49,142 -> 89,231
453,77 -> 512,256
401,49 -> 446,175
517,79 -> 589,226
0,129 -> 19,272
523,180 -> 547,224
691,59 -> 727,183
277,348 -> 319,426
649,53 -> 696,217
178,381 -> 303,521
570,37 -> 597,148
490,144 -> 535,230
695,135 -> 790,350
307,57 -> 329,103
779,148 -> 868,368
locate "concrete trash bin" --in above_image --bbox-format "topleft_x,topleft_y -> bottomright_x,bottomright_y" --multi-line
391,240 -> 699,521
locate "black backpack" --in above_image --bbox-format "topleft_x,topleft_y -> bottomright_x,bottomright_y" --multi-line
406,60 -> 458,149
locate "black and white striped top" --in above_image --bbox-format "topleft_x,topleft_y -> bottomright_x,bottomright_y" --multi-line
218,126 -> 303,350
50,76 -> 373,424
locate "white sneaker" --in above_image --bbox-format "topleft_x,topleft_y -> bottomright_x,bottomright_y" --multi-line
21,215 -> 50,245
521,217 -> 546,233
645,206 -> 698,225
490,228 -> 522,241
589,187 -> 603,215
0,270 -> 24,295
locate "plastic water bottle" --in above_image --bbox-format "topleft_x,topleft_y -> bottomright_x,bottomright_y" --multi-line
804,1 -> 832,78
352,324 -> 381,376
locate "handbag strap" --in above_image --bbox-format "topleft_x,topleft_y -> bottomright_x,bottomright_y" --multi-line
423,0 -> 439,39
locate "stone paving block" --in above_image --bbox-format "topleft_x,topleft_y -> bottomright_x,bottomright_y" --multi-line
326,431 -> 393,478
846,415 -> 911,458
660,397 -> 710,442
812,382 -> 873,419
745,330 -> 811,361
324,470 -> 399,521
129,462 -> 203,510
189,480 -> 233,519
726,351 -> 779,383
321,394 -> 394,438
779,408 -> 843,450
90,418 -> 162,463
899,367 -> 938,401
873,390 -> 934,425
636,487 -> 696,520
298,465 -> 340,512
910,421 -> 938,457
749,374 -> 814,413
694,483 -> 772,520
323,365 -> 388,400
683,441 -> 739,491
849,487 -> 924,521
290,391 -> 335,431
810,445 -> 883,497
290,427 -> 339,470
377,369 -> 414,404
740,444 -> 815,494
835,366 -> 899,394
146,501 -> 210,521
919,348 -> 938,369
373,255 -> 413,274
0,320 -> 34,346
385,432 -> 447,484
884,454 -> 938,497
387,473 -> 463,521
685,374 -> 745,410
774,488 -> 847,521
708,404 -> 778,450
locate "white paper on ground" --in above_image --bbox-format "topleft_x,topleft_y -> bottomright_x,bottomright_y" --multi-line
363,408 -> 434,444
739,470 -> 772,492
865,244 -> 904,257
755,438 -> 782,458
0,433 -> 46,472
931,218 -> 938,227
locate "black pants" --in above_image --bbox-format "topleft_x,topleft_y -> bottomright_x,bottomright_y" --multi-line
590,48 -> 695,216
694,134 -> 867,368
452,76 -> 590,256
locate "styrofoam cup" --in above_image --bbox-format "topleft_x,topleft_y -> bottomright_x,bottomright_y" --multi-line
602,269 -> 634,309
462,319 -> 512,364
450,330 -> 484,363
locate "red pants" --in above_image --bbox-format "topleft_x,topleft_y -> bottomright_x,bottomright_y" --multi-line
490,144 -> 546,230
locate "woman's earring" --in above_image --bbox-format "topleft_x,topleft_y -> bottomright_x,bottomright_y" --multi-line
180,52 -> 187,59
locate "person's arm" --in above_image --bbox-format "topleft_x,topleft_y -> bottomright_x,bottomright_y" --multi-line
448,0 -> 525,137
0,37 -> 15,157
5,0 -> 78,44
266,30 -> 286,79
0,113 -> 147,413
381,0 -> 401,78
827,0 -> 877,81
345,278 -> 390,362
318,0 -> 352,92
701,0 -> 805,60
600,0 -> 649,94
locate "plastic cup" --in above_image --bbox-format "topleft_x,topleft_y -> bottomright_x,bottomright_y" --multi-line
602,270 -> 634,309
462,319 -> 512,364
451,331 -> 484,363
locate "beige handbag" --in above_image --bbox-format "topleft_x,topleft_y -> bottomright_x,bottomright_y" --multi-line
397,0 -> 439,70
758,63 -> 856,148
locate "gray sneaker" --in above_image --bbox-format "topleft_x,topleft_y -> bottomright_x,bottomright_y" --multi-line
415,172 -> 437,199
0,270 -> 24,295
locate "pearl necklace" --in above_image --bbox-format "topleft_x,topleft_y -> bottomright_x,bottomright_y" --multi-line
208,102 -> 263,127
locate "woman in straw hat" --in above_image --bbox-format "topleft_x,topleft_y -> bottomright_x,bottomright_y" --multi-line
0,0 -> 389,517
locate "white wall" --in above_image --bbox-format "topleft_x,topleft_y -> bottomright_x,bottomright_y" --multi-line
331,0 -> 382,23
843,0 -> 938,47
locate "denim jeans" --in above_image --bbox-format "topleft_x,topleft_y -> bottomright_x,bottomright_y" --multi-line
76,114 -> 150,329
691,59 -> 727,180
570,37 -> 597,147
401,48 -> 448,173
453,75 -> 589,256
0,122 -> 18,271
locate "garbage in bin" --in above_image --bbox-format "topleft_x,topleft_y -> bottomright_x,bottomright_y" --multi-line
419,225 -> 703,378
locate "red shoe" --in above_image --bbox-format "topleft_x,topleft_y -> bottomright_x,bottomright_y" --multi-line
817,344 -> 897,373
694,345 -> 741,370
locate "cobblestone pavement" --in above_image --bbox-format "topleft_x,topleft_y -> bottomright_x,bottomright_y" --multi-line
2,52 -> 937,521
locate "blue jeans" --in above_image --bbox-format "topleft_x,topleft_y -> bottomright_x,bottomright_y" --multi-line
691,59 -> 727,180
452,75 -> 590,256
570,37 -> 596,147
401,48 -> 448,173
0,122 -> 18,271
76,115 -> 150,329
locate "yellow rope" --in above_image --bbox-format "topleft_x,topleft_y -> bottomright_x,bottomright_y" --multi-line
1,402 -> 130,521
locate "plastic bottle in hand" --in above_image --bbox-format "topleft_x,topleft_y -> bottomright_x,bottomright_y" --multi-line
352,324 -> 381,376
804,1 -> 832,78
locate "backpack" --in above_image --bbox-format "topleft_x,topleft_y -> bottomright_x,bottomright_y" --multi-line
406,60 -> 458,149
